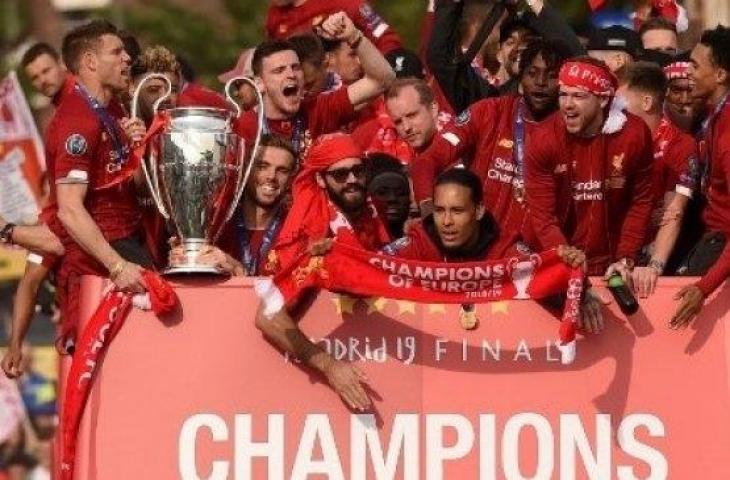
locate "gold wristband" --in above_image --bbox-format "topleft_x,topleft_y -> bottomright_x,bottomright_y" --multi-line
109,260 -> 126,279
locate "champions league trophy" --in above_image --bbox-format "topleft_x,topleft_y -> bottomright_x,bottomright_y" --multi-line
507,254 -> 541,300
131,74 -> 264,274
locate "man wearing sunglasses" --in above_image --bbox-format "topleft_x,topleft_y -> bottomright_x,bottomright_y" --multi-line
255,134 -> 391,412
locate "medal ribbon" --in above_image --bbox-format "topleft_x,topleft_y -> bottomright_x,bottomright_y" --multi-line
699,93 -> 730,193
74,83 -> 128,167
236,206 -> 284,275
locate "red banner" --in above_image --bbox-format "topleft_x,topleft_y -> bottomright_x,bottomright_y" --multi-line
0,71 -> 45,223
66,276 -> 730,480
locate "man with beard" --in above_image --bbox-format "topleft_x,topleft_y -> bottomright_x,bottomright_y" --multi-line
266,0 -> 402,54
235,12 -> 395,159
407,39 -> 570,248
51,20 -> 151,347
254,133 -> 390,412
170,135 -> 297,276
662,52 -> 705,134
671,26 -> 730,328
618,62 -> 697,296
21,43 -> 75,106
525,57 -> 653,332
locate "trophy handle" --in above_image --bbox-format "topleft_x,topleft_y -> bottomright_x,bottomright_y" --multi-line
131,73 -> 173,220
221,76 -> 265,226
131,73 -> 173,119
148,146 -> 170,219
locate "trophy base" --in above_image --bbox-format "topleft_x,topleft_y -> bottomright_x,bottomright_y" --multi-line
162,265 -> 226,276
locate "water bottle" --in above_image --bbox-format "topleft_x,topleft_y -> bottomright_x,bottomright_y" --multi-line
607,274 -> 639,315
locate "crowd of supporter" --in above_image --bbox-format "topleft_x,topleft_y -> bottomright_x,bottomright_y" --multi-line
2,0 -> 730,445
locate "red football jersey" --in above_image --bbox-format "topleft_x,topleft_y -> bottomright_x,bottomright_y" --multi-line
525,112 -> 654,275
233,87 -> 356,159
266,0 -> 402,54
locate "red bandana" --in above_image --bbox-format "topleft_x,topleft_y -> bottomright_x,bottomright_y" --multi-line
559,61 -> 617,97
663,61 -> 691,80
271,134 -> 390,276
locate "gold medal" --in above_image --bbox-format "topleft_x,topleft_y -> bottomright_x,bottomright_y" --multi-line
459,305 -> 479,330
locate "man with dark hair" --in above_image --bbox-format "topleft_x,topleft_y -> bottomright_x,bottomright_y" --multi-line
662,51 -> 705,133
266,0 -> 403,54
427,0 -> 582,113
171,134 -> 297,276
322,37 -> 363,86
671,25 -> 730,328
639,16 -> 678,54
51,20 -> 150,346
129,45 -> 181,125
254,134 -> 390,411
289,34 -> 329,96
383,168 -> 519,262
236,12 -> 395,158
410,38 -> 570,250
526,56 -> 654,332
367,153 -> 411,239
21,42 -> 73,103
618,62 -> 697,296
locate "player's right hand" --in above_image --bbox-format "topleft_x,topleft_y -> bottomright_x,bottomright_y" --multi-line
323,359 -> 371,411
113,261 -> 147,293
1,345 -> 24,378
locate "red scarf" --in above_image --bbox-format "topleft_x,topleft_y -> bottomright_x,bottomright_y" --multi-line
268,242 -> 584,364
269,134 -> 390,276
59,271 -> 177,480
95,110 -> 170,191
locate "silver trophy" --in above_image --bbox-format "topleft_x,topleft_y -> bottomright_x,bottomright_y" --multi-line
131,74 -> 264,274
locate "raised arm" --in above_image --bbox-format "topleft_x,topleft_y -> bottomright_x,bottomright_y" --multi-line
426,0 -> 499,113
317,12 -> 395,109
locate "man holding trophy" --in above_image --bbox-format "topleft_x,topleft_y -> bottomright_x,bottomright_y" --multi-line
50,20 -> 151,345
168,134 -> 297,276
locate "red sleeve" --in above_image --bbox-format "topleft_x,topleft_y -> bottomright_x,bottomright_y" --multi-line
524,122 -> 568,250
666,133 -> 699,198
309,88 -> 357,138
410,101 -> 488,202
351,117 -> 380,150
265,7 -> 278,39
232,111 -> 258,146
347,0 -> 403,53
52,107 -> 100,184
419,0 -> 435,61
696,242 -> 730,296
697,145 -> 730,295
616,124 -> 655,261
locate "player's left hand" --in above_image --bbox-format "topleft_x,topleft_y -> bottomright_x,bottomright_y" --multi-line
670,284 -> 705,329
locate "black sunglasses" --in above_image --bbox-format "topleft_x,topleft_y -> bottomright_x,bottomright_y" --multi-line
324,164 -> 367,183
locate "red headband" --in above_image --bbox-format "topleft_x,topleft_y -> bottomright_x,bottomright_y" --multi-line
559,61 -> 617,97
663,61 -> 691,80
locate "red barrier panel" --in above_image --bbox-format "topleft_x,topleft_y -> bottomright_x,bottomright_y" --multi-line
70,276 -> 730,480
